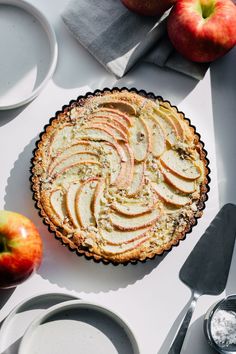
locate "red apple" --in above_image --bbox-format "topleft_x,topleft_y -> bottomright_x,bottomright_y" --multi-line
0,210 -> 43,289
167,0 -> 236,62
121,0 -> 176,16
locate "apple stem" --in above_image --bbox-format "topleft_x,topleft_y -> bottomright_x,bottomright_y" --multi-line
0,235 -> 9,253
199,0 -> 215,19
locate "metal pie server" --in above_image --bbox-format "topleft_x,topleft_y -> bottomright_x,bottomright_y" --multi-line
168,203 -> 236,354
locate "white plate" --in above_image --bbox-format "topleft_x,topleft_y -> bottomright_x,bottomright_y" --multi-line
0,292 -> 78,354
19,299 -> 140,354
0,0 -> 58,110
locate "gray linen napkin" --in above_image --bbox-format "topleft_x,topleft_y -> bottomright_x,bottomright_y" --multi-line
62,0 -> 208,80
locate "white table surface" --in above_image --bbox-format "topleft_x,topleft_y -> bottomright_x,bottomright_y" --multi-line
1,1 -> 236,354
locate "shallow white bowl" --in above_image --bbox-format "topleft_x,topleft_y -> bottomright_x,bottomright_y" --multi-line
0,292 -> 78,353
0,0 -> 58,110
19,299 -> 140,354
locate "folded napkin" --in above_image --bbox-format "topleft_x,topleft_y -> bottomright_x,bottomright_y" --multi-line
62,0 -> 208,80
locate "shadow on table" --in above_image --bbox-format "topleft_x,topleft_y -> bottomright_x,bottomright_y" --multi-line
180,314 -> 216,354
210,46 -> 236,207
210,46 -> 236,300
0,289 -> 15,311
157,252 -> 236,354
157,309 -> 215,354
52,18 -> 115,91
52,18 -> 198,105
0,338 -> 21,354
4,137 -> 168,293
0,103 -> 30,128
115,62 -> 199,106
0,288 -> 15,331
225,240 -> 236,296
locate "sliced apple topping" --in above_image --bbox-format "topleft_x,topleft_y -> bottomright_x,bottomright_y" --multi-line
153,182 -> 190,206
49,124 -> 74,156
159,103 -> 185,140
160,150 -> 201,180
66,181 -> 81,228
101,235 -> 150,255
77,126 -> 118,144
92,108 -> 133,127
41,189 -> 68,229
50,152 -> 99,178
98,100 -> 137,116
101,227 -> 151,245
111,197 -> 156,216
84,122 -> 127,142
75,178 -> 99,228
115,142 -> 134,189
145,116 -> 166,157
152,109 -> 178,146
101,143 -> 122,185
88,114 -> 130,137
92,178 -> 105,225
48,141 -> 93,174
50,188 -> 67,222
52,161 -> 102,188
127,162 -> 145,196
75,126 -> 126,159
110,207 -> 160,231
34,90 -> 208,263
129,117 -> 150,162
161,166 -> 196,194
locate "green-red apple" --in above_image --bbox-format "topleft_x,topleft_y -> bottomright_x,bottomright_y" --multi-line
0,210 -> 43,289
167,0 -> 236,62
121,0 -> 176,16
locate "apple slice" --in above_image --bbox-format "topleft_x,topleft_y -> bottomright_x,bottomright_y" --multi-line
98,100 -> 137,116
159,103 -> 185,140
111,196 -> 157,216
129,117 -> 150,162
160,150 -> 201,180
101,234 -> 150,255
161,166 -> 196,194
75,178 -> 99,228
49,123 -> 74,156
52,161 -> 102,188
145,116 -> 166,157
127,162 -> 145,196
50,152 -> 99,178
50,188 -> 67,222
41,188 -> 73,231
153,182 -> 190,206
84,122 -> 127,141
110,207 -> 160,231
66,181 -> 81,228
115,142 -> 134,189
152,109 -> 178,146
77,126 -> 118,143
93,108 -> 133,127
48,141 -> 93,174
102,143 -> 122,185
88,114 -> 130,137
92,178 -> 105,225
76,125 -> 127,160
100,226 -> 151,245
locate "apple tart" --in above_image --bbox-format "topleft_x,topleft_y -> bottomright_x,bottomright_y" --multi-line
31,88 -> 209,264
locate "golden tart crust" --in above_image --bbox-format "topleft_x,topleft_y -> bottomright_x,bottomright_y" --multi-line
31,88 -> 209,264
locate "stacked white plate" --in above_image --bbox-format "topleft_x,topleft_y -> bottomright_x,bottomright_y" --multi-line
0,0 -> 58,110
0,293 -> 140,354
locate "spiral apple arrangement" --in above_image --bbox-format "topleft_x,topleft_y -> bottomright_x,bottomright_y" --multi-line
122,0 -> 236,62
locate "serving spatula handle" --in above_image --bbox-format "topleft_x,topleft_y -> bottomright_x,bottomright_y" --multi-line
168,292 -> 200,354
